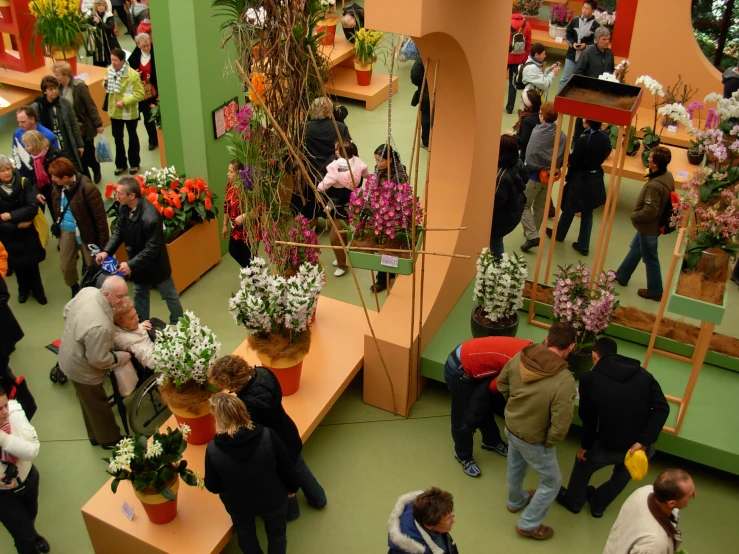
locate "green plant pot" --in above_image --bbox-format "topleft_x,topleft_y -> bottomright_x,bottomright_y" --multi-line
347,231 -> 424,275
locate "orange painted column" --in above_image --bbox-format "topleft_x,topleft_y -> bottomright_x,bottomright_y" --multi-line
610,0 -> 638,58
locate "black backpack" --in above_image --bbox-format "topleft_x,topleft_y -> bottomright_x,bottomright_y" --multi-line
509,20 -> 526,55
515,61 -> 535,91
658,182 -> 679,235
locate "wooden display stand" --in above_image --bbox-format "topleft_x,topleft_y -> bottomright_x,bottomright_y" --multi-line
643,228 -> 728,435
602,142 -> 693,188
81,298 -> 376,553
0,0 -> 44,72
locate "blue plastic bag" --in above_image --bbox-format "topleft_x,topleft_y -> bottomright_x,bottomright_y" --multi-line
397,36 -> 420,62
96,135 -> 113,163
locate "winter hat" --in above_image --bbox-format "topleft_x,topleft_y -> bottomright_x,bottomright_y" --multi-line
522,89 -> 533,109
336,158 -> 349,171
624,449 -> 649,480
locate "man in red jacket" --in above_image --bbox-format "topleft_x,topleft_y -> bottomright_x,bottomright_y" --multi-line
507,12 -> 532,114
444,336 -> 532,477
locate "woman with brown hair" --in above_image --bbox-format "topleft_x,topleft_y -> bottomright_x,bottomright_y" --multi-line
205,393 -> 299,554
208,355 -> 327,521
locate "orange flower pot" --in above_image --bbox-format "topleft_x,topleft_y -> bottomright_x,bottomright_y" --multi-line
316,16 -> 339,46
50,47 -> 78,75
134,476 -> 180,525
256,352 -> 306,396
168,403 -> 216,445
354,61 -> 373,86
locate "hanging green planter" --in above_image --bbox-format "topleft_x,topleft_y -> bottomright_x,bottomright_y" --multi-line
347,231 -> 424,275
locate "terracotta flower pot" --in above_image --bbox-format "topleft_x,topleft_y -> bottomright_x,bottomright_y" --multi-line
316,17 -> 339,46
354,61 -> 373,87
256,351 -> 306,396
168,401 -> 216,446
470,306 -> 520,338
134,476 -> 180,525
50,47 -> 78,75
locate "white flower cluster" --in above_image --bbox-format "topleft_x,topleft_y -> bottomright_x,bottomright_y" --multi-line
153,311 -> 221,387
179,423 -> 191,440
472,250 -> 528,323
658,103 -> 693,131
320,0 -> 336,5
598,73 -> 619,82
635,75 -> 665,97
143,166 -> 179,187
107,437 -> 135,473
594,10 -> 616,26
144,440 -> 163,459
704,90 -> 739,122
228,257 -> 325,336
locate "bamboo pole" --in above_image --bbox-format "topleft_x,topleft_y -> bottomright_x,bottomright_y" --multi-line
670,321 -> 713,435
370,271 -> 380,311
423,227 -> 467,231
272,241 -> 469,258
528,112 -> 565,327
235,60 -> 401,415
543,115 -> 575,282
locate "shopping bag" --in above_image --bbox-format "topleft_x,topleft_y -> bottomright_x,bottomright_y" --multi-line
96,135 -> 114,163
396,36 -> 419,62
113,362 -> 139,397
33,208 -> 49,249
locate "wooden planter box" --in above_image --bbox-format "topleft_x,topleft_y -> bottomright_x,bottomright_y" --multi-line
114,219 -> 221,294
347,231 -> 423,275
667,246 -> 729,326
555,75 -> 643,126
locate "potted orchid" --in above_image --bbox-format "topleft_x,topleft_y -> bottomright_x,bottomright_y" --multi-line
316,0 -> 339,45
517,0 -> 544,17
228,257 -> 324,396
594,9 -> 616,33
552,263 -> 619,379
471,249 -> 528,338
549,4 -> 574,39
686,100 -> 707,165
635,75 -> 666,151
153,311 -> 221,445
346,174 -> 424,275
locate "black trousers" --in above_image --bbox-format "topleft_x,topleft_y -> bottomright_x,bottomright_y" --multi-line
81,138 -> 101,179
0,465 -> 41,554
506,64 -> 519,113
139,102 -> 159,148
112,5 -> 132,35
111,118 -> 140,169
229,236 -> 252,268
14,265 -> 45,298
231,502 -> 288,554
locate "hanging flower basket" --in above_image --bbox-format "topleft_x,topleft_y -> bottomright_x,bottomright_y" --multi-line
347,230 -> 423,275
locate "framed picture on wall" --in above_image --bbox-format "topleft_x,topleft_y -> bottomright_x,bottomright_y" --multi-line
212,97 -> 239,139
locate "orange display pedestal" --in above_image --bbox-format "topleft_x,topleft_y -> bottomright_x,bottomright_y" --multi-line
0,0 -> 44,72
82,298 -> 376,553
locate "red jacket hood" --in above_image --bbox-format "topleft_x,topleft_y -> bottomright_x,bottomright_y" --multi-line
511,13 -> 525,31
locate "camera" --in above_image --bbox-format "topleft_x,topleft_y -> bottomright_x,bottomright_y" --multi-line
2,463 -> 18,485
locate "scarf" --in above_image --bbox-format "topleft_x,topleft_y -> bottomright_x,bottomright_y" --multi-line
32,149 -> 50,190
647,492 -> 681,551
515,109 -> 539,133
0,170 -> 15,195
36,94 -> 60,131
107,63 -> 126,94
0,419 -> 18,465
575,16 -> 596,62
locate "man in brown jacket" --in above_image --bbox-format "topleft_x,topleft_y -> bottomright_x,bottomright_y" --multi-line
615,147 -> 675,301
497,322 -> 577,541
49,157 -> 109,298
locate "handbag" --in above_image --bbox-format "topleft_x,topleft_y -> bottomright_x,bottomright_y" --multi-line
143,81 -> 157,101
33,208 -> 49,249
538,168 -> 561,184
112,362 -> 138,397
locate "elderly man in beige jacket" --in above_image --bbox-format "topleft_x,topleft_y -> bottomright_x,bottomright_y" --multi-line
59,276 -> 131,448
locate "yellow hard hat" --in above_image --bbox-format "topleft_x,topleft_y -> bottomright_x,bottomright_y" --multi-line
624,449 -> 649,481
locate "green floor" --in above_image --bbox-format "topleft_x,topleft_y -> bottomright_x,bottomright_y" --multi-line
1,32 -> 739,554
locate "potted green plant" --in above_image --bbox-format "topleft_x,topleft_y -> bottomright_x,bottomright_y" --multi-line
471,249 -> 528,338
105,426 -> 203,524
28,0 -> 90,74
610,125 -> 641,157
353,27 -> 384,86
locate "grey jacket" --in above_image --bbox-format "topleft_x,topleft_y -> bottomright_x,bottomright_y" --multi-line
525,122 -> 567,172
64,78 -> 103,141
30,97 -> 84,169
58,287 -> 128,385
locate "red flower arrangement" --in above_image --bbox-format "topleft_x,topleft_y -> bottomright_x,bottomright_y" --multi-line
104,167 -> 218,243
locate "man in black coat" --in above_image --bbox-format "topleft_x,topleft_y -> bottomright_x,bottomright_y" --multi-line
410,58 -> 431,148
96,176 -> 183,324
557,337 -> 670,518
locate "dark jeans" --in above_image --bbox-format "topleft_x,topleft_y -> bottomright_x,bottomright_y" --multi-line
111,118 -> 141,169
556,209 -> 593,251
565,442 -> 657,513
14,265 -> 45,298
506,64 -> 519,113
0,466 -> 41,554
81,138 -> 101,179
133,277 -> 184,325
287,455 -> 327,520
444,350 -> 504,461
490,236 -> 504,259
139,101 -> 159,148
616,232 -> 663,294
229,236 -> 252,268
232,502 -> 288,554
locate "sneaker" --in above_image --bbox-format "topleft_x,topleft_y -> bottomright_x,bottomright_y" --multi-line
129,167 -> 140,175
586,485 -> 604,518
520,238 -> 540,252
555,486 -> 581,514
333,267 -> 347,277
114,167 -> 127,176
481,441 -> 508,457
454,455 -> 481,477
516,524 -> 554,540
332,259 -> 338,267
507,489 -> 536,513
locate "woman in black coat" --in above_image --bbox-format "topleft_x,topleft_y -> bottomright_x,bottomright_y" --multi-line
410,58 -> 431,148
0,156 -> 47,304
127,34 -> 159,151
205,393 -> 300,554
547,120 -> 612,256
490,135 -> 528,259
88,1 -> 120,68
208,355 -> 327,521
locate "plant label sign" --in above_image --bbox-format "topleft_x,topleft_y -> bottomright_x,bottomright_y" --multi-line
677,170 -> 689,179
381,254 -> 399,268
122,501 -> 135,521
667,125 -> 678,133
555,37 -> 564,43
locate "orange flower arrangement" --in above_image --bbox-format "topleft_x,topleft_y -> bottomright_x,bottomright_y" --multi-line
249,72 -> 267,105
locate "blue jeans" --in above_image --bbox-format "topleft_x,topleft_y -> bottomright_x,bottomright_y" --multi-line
444,351 -> 503,461
133,277 -> 184,325
556,209 -> 593,251
505,428 -> 562,531
490,236 -> 505,260
616,232 -> 663,294
557,58 -> 577,93
287,455 -> 327,520
231,502 -> 287,554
